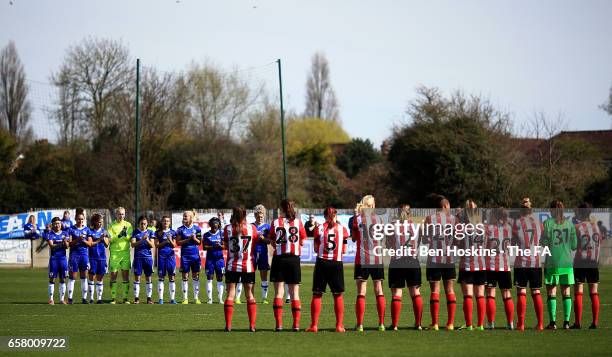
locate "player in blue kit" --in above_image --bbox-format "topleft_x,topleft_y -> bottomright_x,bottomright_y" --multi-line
23,214 -> 40,240
203,217 -> 225,304
253,204 -> 271,304
46,217 -> 69,304
87,213 -> 109,304
131,216 -> 155,304
176,211 -> 203,304
155,216 -> 177,304
61,210 -> 73,231
67,212 -> 91,304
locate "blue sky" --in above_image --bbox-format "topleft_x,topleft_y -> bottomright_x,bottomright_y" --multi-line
1,0 -> 611,145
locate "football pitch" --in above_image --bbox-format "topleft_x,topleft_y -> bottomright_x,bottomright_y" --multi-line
0,267 -> 609,356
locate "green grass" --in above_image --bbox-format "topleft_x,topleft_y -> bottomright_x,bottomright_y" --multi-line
0,266 -> 610,356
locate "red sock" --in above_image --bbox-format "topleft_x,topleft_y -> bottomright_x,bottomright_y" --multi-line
486,296 -> 496,324
430,293 -> 440,325
355,295 -> 365,326
334,294 -> 344,328
291,300 -> 301,329
412,294 -> 423,327
310,294 -> 322,328
247,299 -> 257,329
463,295 -> 473,327
376,295 -> 386,325
574,292 -> 583,325
476,296 -> 485,327
391,296 -> 402,327
224,299 -> 234,330
517,293 -> 527,328
273,297 -> 283,328
590,293 -> 600,326
446,293 -> 456,326
503,297 -> 514,325
532,293 -> 543,328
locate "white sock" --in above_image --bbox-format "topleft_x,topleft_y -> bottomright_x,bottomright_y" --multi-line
236,282 -> 243,299
48,283 -> 55,300
206,280 -> 213,300
261,280 -> 269,300
146,282 -> 153,298
60,283 -> 66,300
192,279 -> 200,299
68,279 -> 75,299
158,280 -> 165,300
133,281 -> 140,299
169,281 -> 176,300
80,278 -> 88,299
88,280 -> 95,300
96,282 -> 103,301
182,280 -> 189,299
217,281 -> 224,302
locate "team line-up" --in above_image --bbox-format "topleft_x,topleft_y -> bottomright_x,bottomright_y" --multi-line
38,195 -> 604,332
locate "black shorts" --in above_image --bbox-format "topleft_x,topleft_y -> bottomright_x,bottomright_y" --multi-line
270,254 -> 301,284
312,258 -> 344,294
574,268 -> 599,284
225,271 -> 256,284
388,259 -> 421,288
426,264 -> 456,282
513,267 -> 543,289
458,270 -> 487,286
486,271 -> 512,290
354,264 -> 385,281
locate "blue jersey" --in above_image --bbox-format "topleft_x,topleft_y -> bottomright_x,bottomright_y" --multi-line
47,230 -> 69,259
88,227 -> 108,260
61,218 -> 73,231
132,229 -> 152,258
156,229 -> 176,258
176,225 -> 202,257
69,226 -> 90,256
255,223 -> 270,246
203,230 -> 224,260
23,223 -> 40,239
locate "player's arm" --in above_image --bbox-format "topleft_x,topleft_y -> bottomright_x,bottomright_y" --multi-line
313,226 -> 321,253
222,228 -> 229,250
342,226 -> 349,255
154,231 -> 165,248
351,216 -> 361,242
268,222 -> 277,248
175,229 -> 188,246
102,231 -> 109,247
570,224 -> 578,251
145,232 -> 154,249
299,221 -> 307,246
202,235 -> 212,250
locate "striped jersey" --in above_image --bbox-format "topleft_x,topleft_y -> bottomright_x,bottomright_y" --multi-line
512,214 -> 544,268
224,223 -> 259,273
574,221 -> 604,265
314,222 -> 349,261
352,210 -> 386,266
424,211 -> 457,265
389,219 -> 420,260
269,217 -> 306,256
484,223 -> 512,271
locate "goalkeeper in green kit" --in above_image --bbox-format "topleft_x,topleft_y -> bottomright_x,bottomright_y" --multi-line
542,200 -> 577,329
108,207 -> 134,304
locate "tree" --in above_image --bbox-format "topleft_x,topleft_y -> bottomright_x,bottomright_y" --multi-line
52,37 -> 132,140
602,83 -> 612,128
187,62 -> 262,138
304,52 -> 339,121
0,41 -> 31,139
336,138 -> 381,178
388,86 -> 520,206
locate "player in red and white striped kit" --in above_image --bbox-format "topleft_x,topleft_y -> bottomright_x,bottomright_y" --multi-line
457,200 -> 486,331
512,197 -> 544,330
484,207 -> 515,330
268,199 -> 307,331
572,202 -> 604,329
387,205 -> 424,330
306,207 -> 350,333
423,195 -> 457,331
351,195 -> 387,332
223,207 -> 260,332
